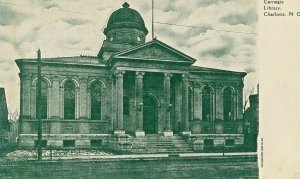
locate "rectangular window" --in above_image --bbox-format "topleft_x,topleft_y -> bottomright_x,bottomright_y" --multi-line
63,140 -> 75,147
34,140 -> 47,148
204,139 -> 214,147
91,100 -> 101,120
90,140 -> 102,147
41,96 -> 47,119
64,98 -> 75,119
225,139 -> 235,146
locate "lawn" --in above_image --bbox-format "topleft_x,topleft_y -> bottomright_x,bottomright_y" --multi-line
0,157 -> 258,179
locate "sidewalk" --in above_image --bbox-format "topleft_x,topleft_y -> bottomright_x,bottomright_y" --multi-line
5,152 -> 257,162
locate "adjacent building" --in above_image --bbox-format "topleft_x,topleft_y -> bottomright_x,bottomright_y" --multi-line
16,3 -> 247,151
244,85 -> 259,151
0,88 -> 9,147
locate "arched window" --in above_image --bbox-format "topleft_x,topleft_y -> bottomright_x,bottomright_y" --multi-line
36,80 -> 48,119
223,87 -> 234,121
90,82 -> 102,120
202,86 -> 212,121
64,81 -> 75,119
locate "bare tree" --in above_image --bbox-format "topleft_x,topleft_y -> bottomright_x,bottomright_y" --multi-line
8,109 -> 19,122
243,87 -> 255,112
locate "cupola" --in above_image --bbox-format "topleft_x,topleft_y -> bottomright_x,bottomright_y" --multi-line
98,2 -> 148,59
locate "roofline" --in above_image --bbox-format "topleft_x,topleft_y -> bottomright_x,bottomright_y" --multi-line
15,56 -> 99,61
112,56 -> 194,64
190,66 -> 247,77
154,39 -> 197,62
15,58 -> 106,67
108,38 -> 197,64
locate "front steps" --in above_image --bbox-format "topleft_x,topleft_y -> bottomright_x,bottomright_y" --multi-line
124,134 -> 193,154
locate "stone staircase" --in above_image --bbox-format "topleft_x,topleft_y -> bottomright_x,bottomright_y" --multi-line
127,134 -> 193,154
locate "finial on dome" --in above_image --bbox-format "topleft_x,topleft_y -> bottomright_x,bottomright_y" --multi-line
122,2 -> 130,8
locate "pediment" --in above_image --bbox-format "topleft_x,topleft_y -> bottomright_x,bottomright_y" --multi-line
113,40 -> 196,64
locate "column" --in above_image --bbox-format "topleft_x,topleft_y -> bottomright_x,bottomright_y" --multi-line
212,91 -> 216,121
59,86 -> 64,119
174,78 -> 182,133
50,76 -> 61,134
233,90 -> 237,121
30,87 -> 36,119
111,75 -> 117,130
194,87 -> 201,120
86,89 -> 91,119
215,86 -> 223,120
79,76 -> 88,134
236,86 -> 243,120
21,73 -> 32,119
51,76 -> 60,119
75,87 -> 80,120
163,73 -> 173,137
135,71 -> 145,137
47,86 -> 52,119
181,74 -> 191,135
79,76 -> 88,119
114,70 -> 125,135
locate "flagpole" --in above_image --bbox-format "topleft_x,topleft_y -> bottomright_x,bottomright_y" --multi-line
152,0 -> 154,39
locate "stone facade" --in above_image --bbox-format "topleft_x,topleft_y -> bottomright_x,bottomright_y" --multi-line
15,3 -> 247,151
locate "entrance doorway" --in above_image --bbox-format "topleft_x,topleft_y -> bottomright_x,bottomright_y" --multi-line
143,94 -> 158,134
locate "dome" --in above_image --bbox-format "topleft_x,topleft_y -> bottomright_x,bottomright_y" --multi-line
104,2 -> 148,35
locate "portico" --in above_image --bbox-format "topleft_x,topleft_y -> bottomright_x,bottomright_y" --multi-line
111,67 -> 191,137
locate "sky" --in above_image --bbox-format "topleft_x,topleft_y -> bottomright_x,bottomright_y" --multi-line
0,0 -> 258,111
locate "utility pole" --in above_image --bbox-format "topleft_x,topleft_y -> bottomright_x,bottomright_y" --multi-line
37,49 -> 42,161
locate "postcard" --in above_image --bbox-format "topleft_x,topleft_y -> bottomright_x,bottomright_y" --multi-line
0,0 -> 298,178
